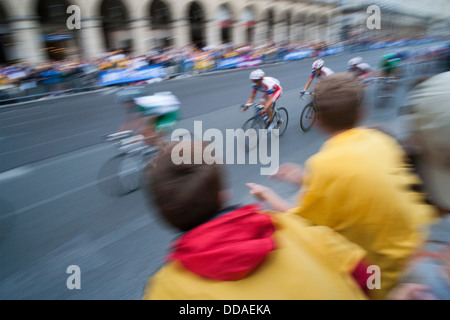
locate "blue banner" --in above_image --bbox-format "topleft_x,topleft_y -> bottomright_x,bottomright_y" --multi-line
45,34 -> 74,41
98,65 -> 167,86
215,57 -> 243,70
214,56 -> 263,70
283,50 -> 313,61
319,46 -> 344,56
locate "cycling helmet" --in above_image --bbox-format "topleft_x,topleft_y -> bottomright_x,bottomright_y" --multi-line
348,56 -> 363,67
249,69 -> 265,81
312,59 -> 324,70
396,50 -> 409,60
115,85 -> 147,103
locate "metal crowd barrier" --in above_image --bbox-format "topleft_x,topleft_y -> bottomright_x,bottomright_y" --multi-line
261,51 -> 285,64
0,73 -> 103,105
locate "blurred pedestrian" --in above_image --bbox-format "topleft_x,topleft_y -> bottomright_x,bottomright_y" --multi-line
247,72 -> 438,299
387,72 -> 450,300
142,141 -> 371,300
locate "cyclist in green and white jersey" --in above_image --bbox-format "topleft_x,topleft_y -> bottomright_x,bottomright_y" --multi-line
378,52 -> 402,78
115,85 -> 181,147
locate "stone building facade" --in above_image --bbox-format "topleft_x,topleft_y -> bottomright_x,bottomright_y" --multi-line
0,0 -> 437,64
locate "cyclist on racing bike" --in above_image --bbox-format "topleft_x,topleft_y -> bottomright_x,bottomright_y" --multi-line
242,69 -> 283,131
347,56 -> 373,86
114,85 -> 181,148
299,59 -> 334,97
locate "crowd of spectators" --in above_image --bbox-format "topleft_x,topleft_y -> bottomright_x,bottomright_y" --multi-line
0,42 -> 293,103
0,35 -> 448,104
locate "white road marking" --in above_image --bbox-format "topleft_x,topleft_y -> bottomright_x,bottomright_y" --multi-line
0,143 -> 116,217
10,174 -> 113,216
0,115 -> 62,129
0,129 -> 100,156
0,167 -> 32,182
0,132 -> 28,140
20,142 -> 112,171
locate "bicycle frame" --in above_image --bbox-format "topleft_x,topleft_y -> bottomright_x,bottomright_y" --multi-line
300,91 -> 314,99
105,130 -> 157,155
374,76 -> 398,84
300,91 -> 315,108
99,130 -> 161,197
250,103 -> 265,118
374,77 -> 398,95
244,102 -> 280,119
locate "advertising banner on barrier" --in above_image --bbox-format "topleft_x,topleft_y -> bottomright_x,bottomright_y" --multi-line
98,65 -> 167,86
283,50 -> 313,61
237,56 -> 263,68
215,57 -> 242,70
319,46 -> 344,56
215,56 -> 263,70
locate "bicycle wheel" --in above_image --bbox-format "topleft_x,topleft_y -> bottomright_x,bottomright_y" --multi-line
273,107 -> 289,136
97,152 -> 144,197
300,102 -> 316,132
241,116 -> 265,152
375,80 -> 385,108
118,152 -> 143,193
375,80 -> 393,108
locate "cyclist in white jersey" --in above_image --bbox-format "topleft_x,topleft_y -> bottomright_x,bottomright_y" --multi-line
347,57 -> 373,86
299,59 -> 334,96
242,69 -> 283,130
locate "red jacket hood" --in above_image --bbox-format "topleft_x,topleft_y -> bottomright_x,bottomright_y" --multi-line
168,204 -> 276,281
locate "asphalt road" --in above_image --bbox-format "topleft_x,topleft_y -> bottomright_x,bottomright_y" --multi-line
0,43 -> 443,299
0,46 -> 407,172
